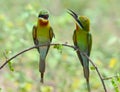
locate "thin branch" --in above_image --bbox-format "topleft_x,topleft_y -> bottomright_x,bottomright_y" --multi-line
0,43 -> 107,92
83,53 -> 107,92
0,43 -> 74,70
103,75 -> 120,80
0,45 -> 36,69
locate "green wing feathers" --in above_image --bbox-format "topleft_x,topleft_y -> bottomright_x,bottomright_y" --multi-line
49,27 -> 55,41
32,26 -> 38,45
73,30 -> 84,66
87,33 -> 92,56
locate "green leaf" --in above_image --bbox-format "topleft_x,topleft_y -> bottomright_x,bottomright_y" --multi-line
53,44 -> 63,53
53,44 -> 59,49
111,78 -> 119,92
90,66 -> 95,70
116,73 -> 120,83
8,61 -> 14,71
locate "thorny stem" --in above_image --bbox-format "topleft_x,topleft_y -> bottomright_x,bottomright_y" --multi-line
0,43 -> 107,92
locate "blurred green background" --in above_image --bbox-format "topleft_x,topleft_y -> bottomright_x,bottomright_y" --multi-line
0,0 -> 120,92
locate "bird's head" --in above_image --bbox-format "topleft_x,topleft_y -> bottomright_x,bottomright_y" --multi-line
38,10 -> 49,20
38,10 -> 49,26
78,16 -> 90,31
68,9 -> 90,31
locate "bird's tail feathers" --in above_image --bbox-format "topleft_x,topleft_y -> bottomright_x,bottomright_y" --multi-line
83,67 -> 89,80
83,67 -> 90,92
86,79 -> 90,92
39,57 -> 45,83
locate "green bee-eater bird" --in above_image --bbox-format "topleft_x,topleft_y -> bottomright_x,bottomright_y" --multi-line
68,9 -> 92,92
32,10 -> 55,83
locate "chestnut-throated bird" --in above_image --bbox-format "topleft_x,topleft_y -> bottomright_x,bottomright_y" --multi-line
32,10 -> 54,83
68,9 -> 92,92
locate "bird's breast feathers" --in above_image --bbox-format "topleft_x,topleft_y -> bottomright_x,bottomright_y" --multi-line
75,30 -> 88,50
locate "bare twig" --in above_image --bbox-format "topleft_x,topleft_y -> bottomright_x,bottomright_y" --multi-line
83,53 -> 107,92
0,43 -> 74,69
0,43 -> 107,92
0,45 -> 36,69
103,75 -> 120,80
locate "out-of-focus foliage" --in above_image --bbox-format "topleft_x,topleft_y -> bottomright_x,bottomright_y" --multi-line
111,78 -> 119,92
0,0 -> 120,92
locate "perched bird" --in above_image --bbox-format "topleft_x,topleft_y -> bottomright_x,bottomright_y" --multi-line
32,10 -> 54,83
68,9 -> 92,92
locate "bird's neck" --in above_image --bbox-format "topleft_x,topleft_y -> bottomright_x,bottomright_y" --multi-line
37,19 -> 49,27
76,23 -> 90,32
76,23 -> 81,30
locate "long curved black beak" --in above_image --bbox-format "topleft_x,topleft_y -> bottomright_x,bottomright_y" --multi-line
67,9 -> 84,29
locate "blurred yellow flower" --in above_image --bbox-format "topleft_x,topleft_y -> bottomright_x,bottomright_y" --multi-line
7,21 -> 14,28
72,78 -> 80,90
0,14 -> 5,20
109,58 -> 117,68
25,83 -> 32,91
40,86 -> 53,92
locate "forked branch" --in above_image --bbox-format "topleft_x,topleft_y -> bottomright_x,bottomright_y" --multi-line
0,43 -> 107,92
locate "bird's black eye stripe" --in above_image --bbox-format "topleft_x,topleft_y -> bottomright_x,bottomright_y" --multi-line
44,15 -> 49,19
38,14 -> 44,18
38,14 -> 49,19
